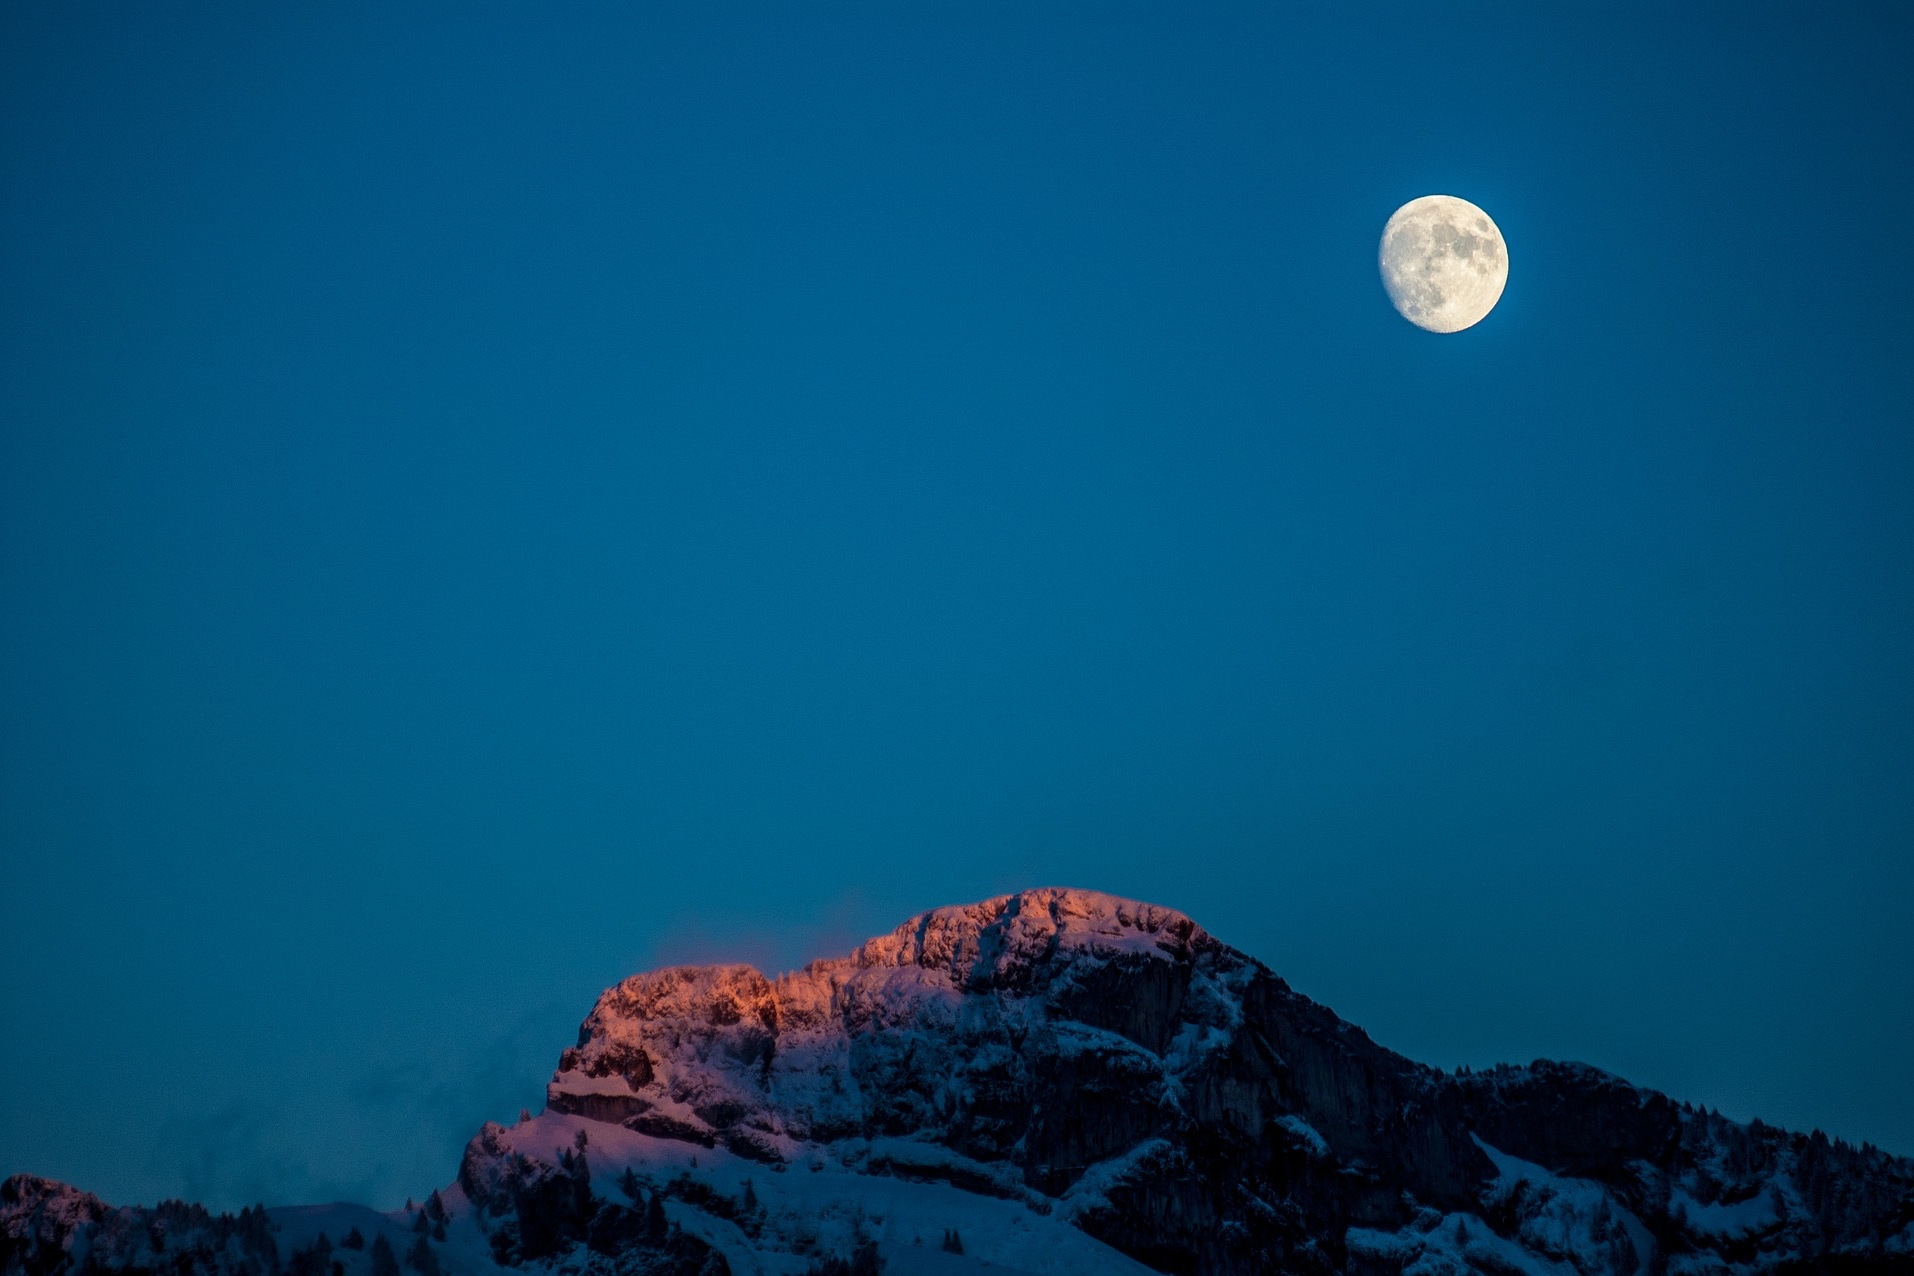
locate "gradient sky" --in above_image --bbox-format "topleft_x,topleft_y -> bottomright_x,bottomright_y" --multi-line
4,2 -> 1911,1212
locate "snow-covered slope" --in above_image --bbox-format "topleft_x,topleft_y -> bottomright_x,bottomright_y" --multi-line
456,1110 -> 1156,1276
7,888 -> 1913,1276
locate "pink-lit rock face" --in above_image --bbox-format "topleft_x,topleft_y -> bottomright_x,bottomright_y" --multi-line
513,887 -> 1914,1275
844,889 -> 1211,982
545,889 -> 1236,1169
11,889 -> 1914,1276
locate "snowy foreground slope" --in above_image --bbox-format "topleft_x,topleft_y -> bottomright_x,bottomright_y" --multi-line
6,889 -> 1914,1276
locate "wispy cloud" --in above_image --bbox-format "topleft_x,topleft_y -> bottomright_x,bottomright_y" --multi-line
145,1005 -> 565,1212
644,886 -> 894,977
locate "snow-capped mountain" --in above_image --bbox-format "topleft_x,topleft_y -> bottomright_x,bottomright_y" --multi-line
7,889 -> 1913,1276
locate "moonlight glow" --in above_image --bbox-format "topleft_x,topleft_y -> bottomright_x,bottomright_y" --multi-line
1379,195 -> 1509,333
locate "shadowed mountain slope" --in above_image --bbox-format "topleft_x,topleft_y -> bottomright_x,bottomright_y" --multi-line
8,889 -> 1913,1276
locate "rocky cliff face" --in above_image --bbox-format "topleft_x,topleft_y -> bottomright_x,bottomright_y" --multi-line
8,888 -> 1914,1276
523,888 -> 1914,1275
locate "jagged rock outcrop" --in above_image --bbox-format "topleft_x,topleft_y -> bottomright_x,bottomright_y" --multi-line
531,888 -> 1914,1275
8,888 -> 1914,1276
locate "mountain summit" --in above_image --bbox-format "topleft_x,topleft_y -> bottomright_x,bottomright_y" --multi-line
7,889 -> 1913,1276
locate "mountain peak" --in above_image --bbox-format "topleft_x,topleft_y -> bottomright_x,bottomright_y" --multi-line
549,888 -> 1244,1165
9,890 -> 1914,1276
833,887 -> 1214,985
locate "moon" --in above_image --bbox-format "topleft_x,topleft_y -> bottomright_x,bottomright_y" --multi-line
1379,195 -> 1508,333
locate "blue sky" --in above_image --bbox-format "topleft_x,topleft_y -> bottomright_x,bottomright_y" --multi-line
3,2 -> 1911,1209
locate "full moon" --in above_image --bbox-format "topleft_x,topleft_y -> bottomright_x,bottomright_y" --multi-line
1379,195 -> 1508,333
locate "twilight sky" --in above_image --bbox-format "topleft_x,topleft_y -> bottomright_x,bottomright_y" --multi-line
3,3 -> 1911,1211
